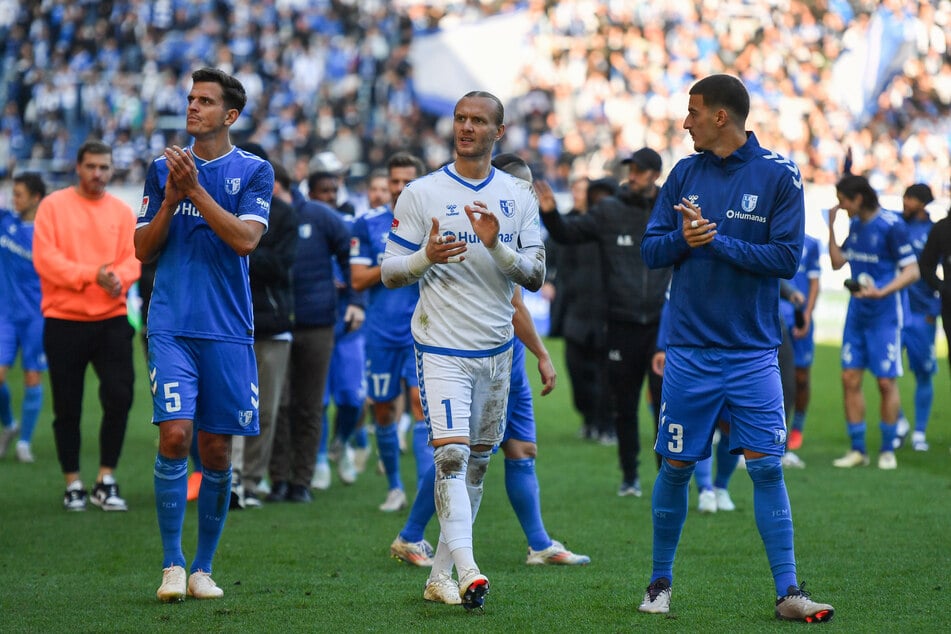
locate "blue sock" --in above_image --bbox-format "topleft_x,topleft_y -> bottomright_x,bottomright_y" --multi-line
353,425 -> 368,449
191,466 -> 232,574
713,435 -> 739,490
400,461 -> 436,543
154,455 -> 188,569
336,405 -> 360,445
505,458 -> 551,551
412,421 -> 433,488
20,385 -> 43,443
847,421 -> 866,454
0,383 -> 12,427
650,460 -> 695,585
376,423 -> 402,490
746,456 -> 797,596
880,421 -> 897,453
694,456 -> 713,491
914,373 -> 933,434
792,410 -> 806,432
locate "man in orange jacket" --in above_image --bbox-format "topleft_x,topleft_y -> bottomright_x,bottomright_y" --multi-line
33,139 -> 140,512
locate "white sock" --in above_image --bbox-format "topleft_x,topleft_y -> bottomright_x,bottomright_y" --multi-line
466,450 -> 491,522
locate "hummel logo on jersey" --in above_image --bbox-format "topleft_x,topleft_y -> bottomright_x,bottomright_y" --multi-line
500,200 -> 516,218
251,383 -> 259,409
687,194 -> 699,206
446,204 -> 459,216
742,194 -> 758,212
617,235 -> 634,246
226,178 -> 242,195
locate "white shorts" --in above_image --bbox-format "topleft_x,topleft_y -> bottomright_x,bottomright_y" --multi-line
416,347 -> 513,446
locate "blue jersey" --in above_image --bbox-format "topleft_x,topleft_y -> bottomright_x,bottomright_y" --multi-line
901,216 -> 941,317
842,209 -> 916,327
138,146 -> 273,343
642,132 -> 804,349
780,234 -> 820,327
0,209 -> 41,321
350,205 -> 418,348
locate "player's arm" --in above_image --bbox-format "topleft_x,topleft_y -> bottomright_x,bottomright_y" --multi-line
826,205 -> 848,270
511,287 -> 555,396
859,227 -> 920,300
135,155 -> 189,263
464,199 -> 546,291
703,177 -> 802,279
533,180 -> 598,245
169,146 -> 264,256
641,174 -> 692,269
350,218 -> 381,291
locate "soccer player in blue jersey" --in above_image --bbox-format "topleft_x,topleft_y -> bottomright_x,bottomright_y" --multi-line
828,174 -> 919,471
134,68 -> 273,603
894,184 -> 939,452
0,173 -> 46,463
639,74 -> 833,622
381,91 -> 545,611
781,235 -> 821,451
351,152 -> 429,512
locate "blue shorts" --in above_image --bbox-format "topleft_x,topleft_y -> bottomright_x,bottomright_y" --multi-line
365,343 -> 417,403
655,346 -> 787,461
791,323 -> 815,368
502,341 -> 536,444
326,329 -> 366,407
902,312 -> 937,376
148,335 -> 260,436
0,315 -> 47,371
841,318 -> 902,378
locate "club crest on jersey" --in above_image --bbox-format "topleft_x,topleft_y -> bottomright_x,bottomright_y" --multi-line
139,196 -> 149,218
500,200 -> 516,218
299,223 -> 312,239
226,178 -> 241,195
446,203 -> 459,217
742,194 -> 758,213
238,410 -> 254,427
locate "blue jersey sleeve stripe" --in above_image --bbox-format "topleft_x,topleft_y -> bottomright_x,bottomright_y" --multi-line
388,232 -> 419,251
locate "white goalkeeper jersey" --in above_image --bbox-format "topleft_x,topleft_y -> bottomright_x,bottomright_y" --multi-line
384,163 -> 542,356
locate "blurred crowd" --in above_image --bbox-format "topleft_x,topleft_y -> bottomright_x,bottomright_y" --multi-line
0,0 -> 948,198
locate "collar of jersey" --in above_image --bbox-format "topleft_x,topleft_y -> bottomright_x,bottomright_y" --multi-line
441,164 -> 496,192
191,145 -> 237,166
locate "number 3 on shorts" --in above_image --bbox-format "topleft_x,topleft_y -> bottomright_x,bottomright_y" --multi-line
666,422 -> 684,454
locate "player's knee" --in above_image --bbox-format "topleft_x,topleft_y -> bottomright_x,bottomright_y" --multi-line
434,444 -> 469,480
745,454 -> 783,485
501,439 -> 536,460
466,449 -> 491,487
158,422 -> 192,458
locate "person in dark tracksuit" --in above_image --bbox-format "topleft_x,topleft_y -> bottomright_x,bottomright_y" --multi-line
535,148 -> 671,497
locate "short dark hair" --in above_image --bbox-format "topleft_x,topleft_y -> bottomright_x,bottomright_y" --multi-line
76,139 -> 112,164
491,153 -> 532,183
689,74 -> 750,125
13,172 -> 46,199
459,91 -> 504,126
836,174 -> 879,211
307,171 -> 338,192
387,151 -> 425,177
192,67 -> 247,113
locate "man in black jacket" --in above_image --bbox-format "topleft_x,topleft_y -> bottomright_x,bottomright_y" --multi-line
919,198 -> 951,376
535,148 -> 671,497
231,156 -> 298,508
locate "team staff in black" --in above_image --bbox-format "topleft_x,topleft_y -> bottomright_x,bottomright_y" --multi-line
535,148 -> 672,497
918,200 -> 951,375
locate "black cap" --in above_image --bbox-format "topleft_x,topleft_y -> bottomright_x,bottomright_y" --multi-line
587,177 -> 618,197
621,147 -> 662,172
904,183 -> 934,205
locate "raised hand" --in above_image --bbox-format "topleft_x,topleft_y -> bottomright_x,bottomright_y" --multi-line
424,217 -> 467,264
464,200 -> 500,248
